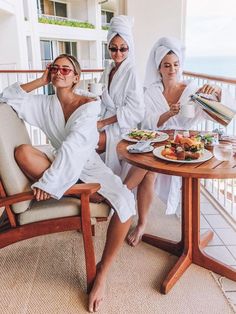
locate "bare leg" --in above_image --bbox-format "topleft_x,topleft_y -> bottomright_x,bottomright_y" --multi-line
96,131 -> 106,154
128,171 -> 157,246
124,167 -> 157,247
14,144 -> 51,181
124,166 -> 148,190
88,213 -> 131,312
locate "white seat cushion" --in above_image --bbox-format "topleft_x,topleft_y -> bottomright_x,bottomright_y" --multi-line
18,197 -> 110,225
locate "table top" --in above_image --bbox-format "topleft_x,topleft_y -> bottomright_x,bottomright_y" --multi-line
117,130 -> 236,179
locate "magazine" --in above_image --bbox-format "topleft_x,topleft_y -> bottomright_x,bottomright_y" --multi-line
191,94 -> 236,126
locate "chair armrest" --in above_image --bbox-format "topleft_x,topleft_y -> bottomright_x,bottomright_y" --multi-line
0,183 -> 101,207
65,183 -> 100,195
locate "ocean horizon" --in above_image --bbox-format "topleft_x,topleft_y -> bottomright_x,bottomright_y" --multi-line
184,56 -> 236,79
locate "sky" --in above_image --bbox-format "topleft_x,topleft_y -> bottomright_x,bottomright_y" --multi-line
185,0 -> 236,57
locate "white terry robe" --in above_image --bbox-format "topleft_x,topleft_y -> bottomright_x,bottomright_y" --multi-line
142,36 -> 234,215
1,83 -> 136,222
100,57 -> 145,176
143,80 -> 234,215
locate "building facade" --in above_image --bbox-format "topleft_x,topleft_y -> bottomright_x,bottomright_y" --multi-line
0,0 -> 186,79
0,0 -> 120,70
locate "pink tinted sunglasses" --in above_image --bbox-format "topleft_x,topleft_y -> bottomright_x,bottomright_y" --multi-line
48,65 -> 75,76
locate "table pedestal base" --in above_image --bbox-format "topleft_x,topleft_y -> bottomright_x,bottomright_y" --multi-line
142,178 -> 236,294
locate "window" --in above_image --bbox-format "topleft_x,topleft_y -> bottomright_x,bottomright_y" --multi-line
58,41 -> 77,58
40,40 -> 53,61
102,42 -> 111,67
40,39 -> 55,95
23,0 -> 29,20
55,2 -> 67,17
36,0 -> 44,15
39,1 -> 67,17
26,36 -> 33,68
101,10 -> 114,25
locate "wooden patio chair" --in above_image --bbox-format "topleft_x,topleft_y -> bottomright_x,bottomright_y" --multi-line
0,102 -> 110,292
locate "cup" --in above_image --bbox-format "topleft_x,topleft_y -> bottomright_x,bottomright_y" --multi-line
180,101 -> 195,118
213,143 -> 233,161
89,83 -> 104,96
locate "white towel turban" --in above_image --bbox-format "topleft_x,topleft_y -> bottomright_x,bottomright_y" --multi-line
107,15 -> 135,61
143,37 -> 185,89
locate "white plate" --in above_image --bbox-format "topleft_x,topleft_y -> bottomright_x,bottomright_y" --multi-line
153,146 -> 213,163
127,144 -> 154,154
122,130 -> 169,143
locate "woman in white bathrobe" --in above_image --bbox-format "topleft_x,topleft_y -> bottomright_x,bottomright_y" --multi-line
1,54 -> 136,313
124,37 -> 231,247
97,15 -> 145,177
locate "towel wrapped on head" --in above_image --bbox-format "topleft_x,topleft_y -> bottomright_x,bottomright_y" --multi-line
107,15 -> 135,61
144,37 -> 185,89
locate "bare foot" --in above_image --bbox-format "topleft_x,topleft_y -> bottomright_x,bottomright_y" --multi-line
88,268 -> 106,312
127,224 -> 146,247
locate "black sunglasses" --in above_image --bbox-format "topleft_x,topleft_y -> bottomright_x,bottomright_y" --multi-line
109,47 -> 129,53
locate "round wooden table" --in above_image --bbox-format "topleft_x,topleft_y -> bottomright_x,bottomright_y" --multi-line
117,131 -> 236,294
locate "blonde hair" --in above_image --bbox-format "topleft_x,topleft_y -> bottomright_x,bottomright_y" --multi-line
53,54 -> 81,76
53,54 -> 81,88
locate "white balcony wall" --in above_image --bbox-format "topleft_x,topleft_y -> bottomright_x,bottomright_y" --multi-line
125,0 -> 187,80
0,0 -> 15,14
0,0 -> 28,69
67,0 -> 88,21
38,22 -> 106,41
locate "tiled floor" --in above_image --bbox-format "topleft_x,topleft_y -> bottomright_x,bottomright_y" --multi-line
200,194 -> 236,267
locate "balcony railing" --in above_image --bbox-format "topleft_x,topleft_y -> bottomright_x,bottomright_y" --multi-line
0,69 -> 236,224
183,71 -> 236,224
0,69 -> 103,92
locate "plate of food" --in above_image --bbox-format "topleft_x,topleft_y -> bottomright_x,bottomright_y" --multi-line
122,129 -> 169,143
153,135 -> 213,163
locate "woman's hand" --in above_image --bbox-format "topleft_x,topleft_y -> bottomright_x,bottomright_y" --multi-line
197,84 -> 221,101
157,102 -> 180,127
97,120 -> 105,129
39,65 -> 51,86
33,187 -> 51,201
169,102 -> 180,117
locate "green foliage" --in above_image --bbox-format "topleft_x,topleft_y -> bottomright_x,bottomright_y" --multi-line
102,25 -> 109,30
38,17 -> 95,29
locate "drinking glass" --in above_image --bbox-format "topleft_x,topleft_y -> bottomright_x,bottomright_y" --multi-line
173,130 -> 190,141
213,143 -> 233,161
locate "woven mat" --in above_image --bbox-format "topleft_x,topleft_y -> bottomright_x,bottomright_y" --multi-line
0,197 -> 235,314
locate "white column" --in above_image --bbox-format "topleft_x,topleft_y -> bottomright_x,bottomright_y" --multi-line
25,0 -> 42,69
87,0 -> 101,29
126,0 -> 187,80
87,0 -> 103,68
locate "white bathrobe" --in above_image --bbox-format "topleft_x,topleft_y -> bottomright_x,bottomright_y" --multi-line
143,80 -> 233,214
142,36 -> 235,215
100,57 -> 145,176
1,83 -> 136,222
